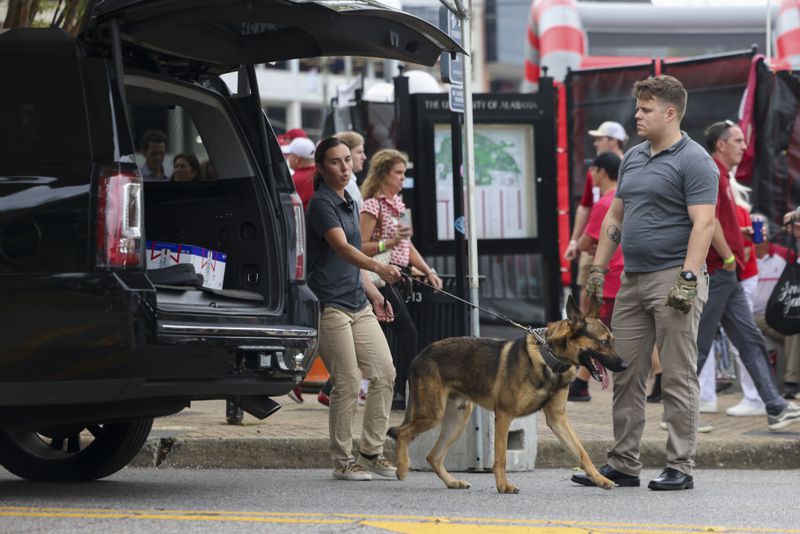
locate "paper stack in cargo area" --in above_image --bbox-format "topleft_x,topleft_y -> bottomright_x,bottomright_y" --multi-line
146,240 -> 227,290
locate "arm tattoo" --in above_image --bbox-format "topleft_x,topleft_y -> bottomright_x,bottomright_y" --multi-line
607,225 -> 621,244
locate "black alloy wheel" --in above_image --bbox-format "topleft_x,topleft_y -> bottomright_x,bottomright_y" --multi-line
0,417 -> 154,481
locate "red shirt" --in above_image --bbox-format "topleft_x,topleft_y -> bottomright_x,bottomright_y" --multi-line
579,170 -> 595,208
583,189 -> 623,298
735,205 -> 758,281
706,159 -> 746,275
292,166 -> 316,211
772,243 -> 789,261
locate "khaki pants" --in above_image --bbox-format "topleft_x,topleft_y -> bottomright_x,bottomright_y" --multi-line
608,266 -> 708,476
318,305 -> 396,468
784,333 -> 800,385
576,251 -> 594,286
756,314 -> 800,386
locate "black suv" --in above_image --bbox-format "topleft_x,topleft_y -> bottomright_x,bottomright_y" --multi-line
0,0 -> 457,481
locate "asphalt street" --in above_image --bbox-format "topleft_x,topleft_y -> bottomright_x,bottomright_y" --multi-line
0,468 -> 797,533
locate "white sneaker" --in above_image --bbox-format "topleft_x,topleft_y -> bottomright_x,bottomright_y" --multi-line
333,461 -> 372,481
699,400 -> 718,413
697,421 -> 713,433
358,379 -> 369,406
357,454 -> 397,478
726,400 -> 767,417
659,415 -> 712,433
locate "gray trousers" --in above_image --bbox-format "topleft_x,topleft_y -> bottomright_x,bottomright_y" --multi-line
695,269 -> 786,415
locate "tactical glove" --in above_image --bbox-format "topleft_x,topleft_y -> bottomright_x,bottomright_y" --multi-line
665,275 -> 697,314
585,265 -> 609,303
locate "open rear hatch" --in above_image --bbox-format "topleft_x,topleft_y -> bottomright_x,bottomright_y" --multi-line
78,0 -> 461,350
80,0 -> 463,75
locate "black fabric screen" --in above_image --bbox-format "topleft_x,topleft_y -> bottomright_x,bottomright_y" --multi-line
661,50 -> 754,147
565,63 -> 654,204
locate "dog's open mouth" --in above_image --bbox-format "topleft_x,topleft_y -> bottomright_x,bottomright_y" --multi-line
579,351 -> 610,390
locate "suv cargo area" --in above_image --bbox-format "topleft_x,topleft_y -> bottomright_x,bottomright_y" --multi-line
127,75 -> 281,314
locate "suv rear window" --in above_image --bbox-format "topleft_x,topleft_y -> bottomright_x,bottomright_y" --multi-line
0,56 -> 90,163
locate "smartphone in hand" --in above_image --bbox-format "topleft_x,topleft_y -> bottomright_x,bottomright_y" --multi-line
400,209 -> 413,237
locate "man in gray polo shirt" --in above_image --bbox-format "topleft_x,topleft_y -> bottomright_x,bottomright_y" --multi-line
571,75 -> 717,491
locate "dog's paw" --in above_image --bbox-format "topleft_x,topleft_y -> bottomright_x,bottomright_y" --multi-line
597,476 -> 614,490
446,479 -> 471,490
496,483 -> 520,494
396,470 -> 407,481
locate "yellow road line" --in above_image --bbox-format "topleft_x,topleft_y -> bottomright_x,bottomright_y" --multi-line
0,506 -> 796,533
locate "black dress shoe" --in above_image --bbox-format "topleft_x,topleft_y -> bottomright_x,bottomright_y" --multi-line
571,464 -> 640,487
648,467 -> 694,491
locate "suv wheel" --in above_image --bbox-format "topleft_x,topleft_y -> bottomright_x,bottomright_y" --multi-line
0,418 -> 153,481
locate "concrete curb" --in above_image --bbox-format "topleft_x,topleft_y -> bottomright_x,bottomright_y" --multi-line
130,437 -> 800,470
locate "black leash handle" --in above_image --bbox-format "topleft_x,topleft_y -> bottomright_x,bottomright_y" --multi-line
400,272 -> 535,334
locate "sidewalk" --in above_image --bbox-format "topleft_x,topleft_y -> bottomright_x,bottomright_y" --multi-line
133,383 -> 800,470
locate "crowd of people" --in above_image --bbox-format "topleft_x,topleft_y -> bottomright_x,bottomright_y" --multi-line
145,74 -> 800,487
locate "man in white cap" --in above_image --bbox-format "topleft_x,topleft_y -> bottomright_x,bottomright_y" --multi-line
565,120 -> 628,402
284,137 -> 317,211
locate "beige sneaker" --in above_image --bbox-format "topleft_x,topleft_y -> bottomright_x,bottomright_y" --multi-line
357,454 -> 397,478
332,461 -> 372,481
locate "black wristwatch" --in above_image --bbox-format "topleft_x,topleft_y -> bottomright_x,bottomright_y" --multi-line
679,270 -> 698,282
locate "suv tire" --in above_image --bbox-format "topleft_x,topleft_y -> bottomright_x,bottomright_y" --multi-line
0,418 -> 154,481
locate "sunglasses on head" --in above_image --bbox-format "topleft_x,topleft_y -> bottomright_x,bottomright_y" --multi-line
705,120 -> 737,146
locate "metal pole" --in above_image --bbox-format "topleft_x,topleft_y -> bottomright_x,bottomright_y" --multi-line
766,0 -> 772,64
460,0 -> 484,472
450,111 -> 469,337
462,4 -> 480,342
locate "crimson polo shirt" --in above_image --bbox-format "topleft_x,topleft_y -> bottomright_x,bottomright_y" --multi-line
706,158 -> 746,275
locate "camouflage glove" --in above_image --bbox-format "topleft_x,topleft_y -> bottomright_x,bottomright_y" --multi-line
665,274 -> 698,314
585,265 -> 609,303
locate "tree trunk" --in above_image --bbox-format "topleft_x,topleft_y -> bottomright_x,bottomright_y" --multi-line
62,0 -> 87,36
3,0 -> 41,29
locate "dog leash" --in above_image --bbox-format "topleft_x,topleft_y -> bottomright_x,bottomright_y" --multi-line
399,272 -> 572,373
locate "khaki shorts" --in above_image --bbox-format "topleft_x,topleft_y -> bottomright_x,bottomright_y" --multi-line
576,251 -> 594,287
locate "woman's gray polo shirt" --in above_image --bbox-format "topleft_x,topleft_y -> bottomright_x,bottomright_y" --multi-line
616,133 -> 718,273
306,182 -> 367,312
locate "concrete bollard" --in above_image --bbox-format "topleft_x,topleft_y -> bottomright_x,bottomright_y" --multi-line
408,407 -> 537,472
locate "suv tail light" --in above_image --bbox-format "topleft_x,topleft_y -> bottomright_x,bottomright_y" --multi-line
96,167 -> 143,268
289,193 -> 305,281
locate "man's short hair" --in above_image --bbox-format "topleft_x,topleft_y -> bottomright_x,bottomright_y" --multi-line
334,131 -> 365,150
632,75 -> 687,121
140,129 -> 168,152
592,152 -> 621,181
703,119 -> 737,153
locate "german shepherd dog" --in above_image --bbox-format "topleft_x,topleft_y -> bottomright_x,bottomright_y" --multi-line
389,295 -> 627,493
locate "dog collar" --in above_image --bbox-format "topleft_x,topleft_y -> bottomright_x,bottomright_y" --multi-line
530,327 -> 572,374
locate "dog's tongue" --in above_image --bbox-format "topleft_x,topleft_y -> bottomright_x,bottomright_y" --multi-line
593,358 -> 609,390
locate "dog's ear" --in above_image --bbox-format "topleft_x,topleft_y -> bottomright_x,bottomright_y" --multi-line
586,295 -> 601,319
565,294 -> 585,326
546,321 -> 571,347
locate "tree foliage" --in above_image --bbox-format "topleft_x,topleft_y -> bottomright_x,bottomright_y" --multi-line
2,0 -> 88,36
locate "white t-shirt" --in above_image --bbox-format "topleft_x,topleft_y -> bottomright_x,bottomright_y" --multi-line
344,174 -> 363,210
754,250 -> 787,316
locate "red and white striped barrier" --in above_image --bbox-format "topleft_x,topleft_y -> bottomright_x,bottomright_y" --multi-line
523,0 -> 586,92
776,0 -> 800,70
